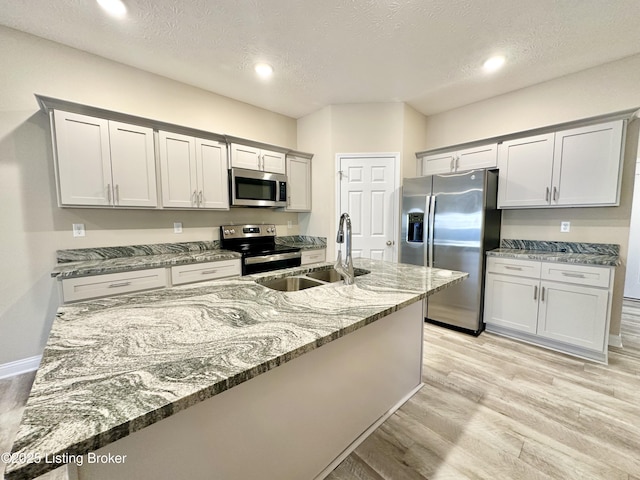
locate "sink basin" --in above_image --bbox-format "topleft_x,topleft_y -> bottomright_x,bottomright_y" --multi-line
306,268 -> 369,283
259,276 -> 325,292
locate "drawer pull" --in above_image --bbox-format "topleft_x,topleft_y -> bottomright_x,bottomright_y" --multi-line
533,285 -> 538,300
545,187 -> 550,202
109,281 -> 132,288
504,266 -> 523,271
201,269 -> 218,275
561,272 -> 585,278
541,286 -> 545,302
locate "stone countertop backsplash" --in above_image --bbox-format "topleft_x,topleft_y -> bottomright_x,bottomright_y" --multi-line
52,237 -> 327,279
7,259 -> 465,480
486,239 -> 620,267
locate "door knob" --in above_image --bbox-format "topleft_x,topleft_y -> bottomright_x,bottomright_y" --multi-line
386,241 -> 393,246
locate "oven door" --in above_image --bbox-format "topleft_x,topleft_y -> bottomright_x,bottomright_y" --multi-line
230,168 -> 287,207
243,251 -> 302,275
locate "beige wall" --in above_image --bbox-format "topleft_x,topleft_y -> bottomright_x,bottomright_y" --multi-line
0,27 -> 299,366
423,54 -> 640,338
298,103 -> 427,258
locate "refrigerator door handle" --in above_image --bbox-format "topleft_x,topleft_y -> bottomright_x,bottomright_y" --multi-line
428,194 -> 436,267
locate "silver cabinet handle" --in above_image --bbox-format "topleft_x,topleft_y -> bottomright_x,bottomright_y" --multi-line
534,285 -> 538,300
115,184 -> 120,204
561,272 -> 585,278
192,190 -> 197,206
546,187 -> 550,202
450,158 -> 454,171
504,266 -> 523,271
107,184 -> 112,204
553,186 -> 558,201
455,156 -> 459,171
201,269 -> 218,275
109,281 -> 131,288
198,191 -> 203,206
541,286 -> 545,302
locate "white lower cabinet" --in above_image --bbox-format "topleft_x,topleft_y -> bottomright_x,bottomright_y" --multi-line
484,257 -> 614,363
61,268 -> 168,303
301,249 -> 326,265
60,259 -> 242,303
171,260 -> 241,285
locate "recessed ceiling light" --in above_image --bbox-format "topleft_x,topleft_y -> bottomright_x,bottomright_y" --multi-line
483,55 -> 505,73
255,63 -> 274,79
97,0 -> 127,18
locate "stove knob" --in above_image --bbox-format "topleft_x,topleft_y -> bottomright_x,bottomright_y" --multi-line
230,229 -> 236,234
267,227 -> 272,233
224,229 -> 230,235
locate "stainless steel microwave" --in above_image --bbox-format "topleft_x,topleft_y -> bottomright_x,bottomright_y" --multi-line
229,168 -> 287,207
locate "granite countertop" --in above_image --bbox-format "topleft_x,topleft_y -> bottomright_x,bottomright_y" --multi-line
7,259 -> 466,480
52,236 -> 328,279
486,239 -> 620,267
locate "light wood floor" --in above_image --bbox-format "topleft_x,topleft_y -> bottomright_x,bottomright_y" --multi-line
2,300 -> 640,480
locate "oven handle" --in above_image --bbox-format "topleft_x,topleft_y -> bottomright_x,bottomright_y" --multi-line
245,251 -> 302,265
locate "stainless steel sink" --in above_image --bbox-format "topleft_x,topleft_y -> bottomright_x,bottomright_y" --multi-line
306,268 -> 369,283
259,276 -> 325,292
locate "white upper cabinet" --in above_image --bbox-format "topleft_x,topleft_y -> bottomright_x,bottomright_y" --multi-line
230,143 -> 285,174
498,120 -> 624,209
285,155 -> 312,212
159,131 -> 228,210
53,111 -> 157,207
420,143 -> 497,176
497,133 -> 555,208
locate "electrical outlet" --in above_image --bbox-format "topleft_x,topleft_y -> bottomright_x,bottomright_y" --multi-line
173,222 -> 183,234
560,221 -> 571,233
72,223 -> 85,238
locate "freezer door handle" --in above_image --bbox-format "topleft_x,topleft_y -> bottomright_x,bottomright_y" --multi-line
428,195 -> 436,267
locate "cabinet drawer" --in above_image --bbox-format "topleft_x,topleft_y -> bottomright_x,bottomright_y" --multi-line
62,268 -> 167,303
541,262 -> 611,288
486,257 -> 541,278
171,259 -> 241,285
301,249 -> 326,265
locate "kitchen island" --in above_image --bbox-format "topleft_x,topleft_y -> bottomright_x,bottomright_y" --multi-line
5,259 -> 466,480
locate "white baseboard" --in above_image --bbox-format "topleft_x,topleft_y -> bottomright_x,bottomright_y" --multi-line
0,355 -> 41,380
609,334 -> 623,348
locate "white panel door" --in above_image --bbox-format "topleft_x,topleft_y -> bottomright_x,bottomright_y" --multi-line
261,149 -> 286,174
497,133 -> 555,208
109,121 -> 157,207
339,155 -> 397,261
537,281 -> 609,350
230,143 -> 261,170
552,120 -> 623,206
53,110 -> 112,206
196,139 -> 228,209
625,162 -> 640,298
285,155 -> 311,212
159,131 -> 197,208
483,273 -> 539,334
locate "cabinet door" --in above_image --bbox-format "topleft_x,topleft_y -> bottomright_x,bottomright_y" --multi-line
285,155 -> 311,211
159,131 -> 197,208
420,152 -> 455,176
537,281 -> 609,351
456,144 -> 497,172
552,120 -> 624,206
230,143 -> 261,170
109,121 -> 157,207
195,139 -> 229,209
261,149 -> 286,174
53,110 -> 112,206
497,133 -> 555,208
484,273 -> 539,334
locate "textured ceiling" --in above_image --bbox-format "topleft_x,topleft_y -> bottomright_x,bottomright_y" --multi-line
2,0 -> 640,118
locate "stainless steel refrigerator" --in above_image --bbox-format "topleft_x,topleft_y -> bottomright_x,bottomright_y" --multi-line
400,169 -> 501,335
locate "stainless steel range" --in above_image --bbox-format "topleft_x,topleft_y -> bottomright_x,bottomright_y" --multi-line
220,224 -> 302,275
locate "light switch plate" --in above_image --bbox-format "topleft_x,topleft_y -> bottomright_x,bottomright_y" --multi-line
72,223 -> 85,238
174,222 -> 183,234
560,221 -> 571,233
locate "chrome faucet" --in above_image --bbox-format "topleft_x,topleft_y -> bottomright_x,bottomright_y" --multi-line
335,212 -> 355,285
